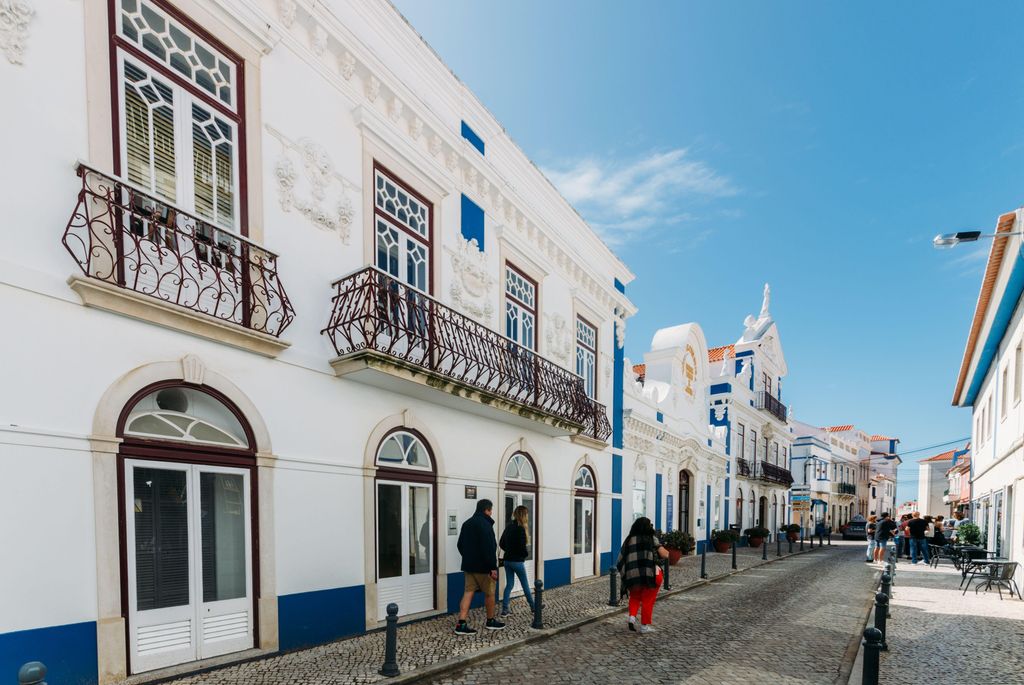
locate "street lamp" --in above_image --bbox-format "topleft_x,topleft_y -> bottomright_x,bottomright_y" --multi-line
933,230 -> 1024,249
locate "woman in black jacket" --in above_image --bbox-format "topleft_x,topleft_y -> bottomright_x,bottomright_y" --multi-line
499,506 -> 535,617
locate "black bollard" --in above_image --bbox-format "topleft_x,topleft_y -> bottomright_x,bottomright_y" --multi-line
531,579 -> 544,629
379,603 -> 400,677
819,532 -> 824,547
662,557 -> 672,590
874,592 -> 889,650
862,627 -> 883,685
827,527 -> 832,545
608,566 -> 619,606
731,539 -> 738,570
809,529 -> 814,550
789,536 -> 793,554
18,663 -> 47,685
700,546 -> 708,579
880,572 -> 892,602
800,528 -> 805,551
762,538 -> 768,560
777,533 -> 782,557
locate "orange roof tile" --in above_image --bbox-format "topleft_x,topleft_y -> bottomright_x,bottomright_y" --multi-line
953,211 -> 1018,405
823,425 -> 855,433
870,435 -> 895,442
632,364 -> 646,382
708,345 -> 735,362
920,449 -> 956,463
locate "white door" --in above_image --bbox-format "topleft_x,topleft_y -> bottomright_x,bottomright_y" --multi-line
502,493 -> 536,596
377,481 -> 433,620
573,496 -> 595,579
125,460 -> 253,673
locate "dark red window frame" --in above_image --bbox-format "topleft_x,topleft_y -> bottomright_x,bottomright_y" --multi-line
372,161 -> 435,295
504,262 -> 538,351
576,315 -> 598,400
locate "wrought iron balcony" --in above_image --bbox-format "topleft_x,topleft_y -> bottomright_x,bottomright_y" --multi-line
62,164 -> 294,338
758,462 -> 794,487
736,457 -> 753,478
322,267 -> 611,441
831,482 -> 857,496
754,390 -> 788,423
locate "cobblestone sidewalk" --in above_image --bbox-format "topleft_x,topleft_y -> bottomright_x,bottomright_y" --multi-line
160,541 -> 816,684
876,561 -> 1024,685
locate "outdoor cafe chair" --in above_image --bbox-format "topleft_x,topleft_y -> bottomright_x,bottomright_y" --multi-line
967,561 -> 1021,600
929,544 -> 957,569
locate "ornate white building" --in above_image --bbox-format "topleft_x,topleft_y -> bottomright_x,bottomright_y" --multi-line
0,1 -> 635,682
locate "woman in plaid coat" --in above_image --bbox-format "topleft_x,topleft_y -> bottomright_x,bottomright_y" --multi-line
616,516 -> 669,633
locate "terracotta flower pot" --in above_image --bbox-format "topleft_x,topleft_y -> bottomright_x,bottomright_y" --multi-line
786,532 -> 798,543
668,548 -> 683,566
713,540 -> 731,553
748,536 -> 764,548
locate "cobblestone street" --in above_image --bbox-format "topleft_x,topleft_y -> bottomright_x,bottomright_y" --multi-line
430,542 -> 873,685
878,560 -> 1024,684
158,542 -> 840,684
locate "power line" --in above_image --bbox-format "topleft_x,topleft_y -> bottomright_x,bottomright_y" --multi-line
892,436 -> 970,460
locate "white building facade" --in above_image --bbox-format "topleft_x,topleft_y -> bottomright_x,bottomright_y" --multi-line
0,1 -> 636,682
953,210 -> 1024,566
625,324 -> 728,553
790,422 -> 859,532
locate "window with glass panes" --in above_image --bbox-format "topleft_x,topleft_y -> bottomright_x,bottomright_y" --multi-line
373,165 -> 432,293
505,265 -> 536,349
576,317 -> 597,399
113,0 -> 244,231
736,423 -> 746,459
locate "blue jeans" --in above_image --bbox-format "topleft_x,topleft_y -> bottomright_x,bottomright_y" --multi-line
501,561 -> 535,613
866,538 -> 877,560
910,538 -> 930,564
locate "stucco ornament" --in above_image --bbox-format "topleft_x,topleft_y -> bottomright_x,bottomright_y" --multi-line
339,51 -> 356,79
410,116 -> 423,140
312,25 -> 328,56
445,237 -> 494,322
181,354 -> 207,385
270,129 -> 356,242
389,97 -> 403,123
614,308 -> 627,348
365,75 -> 380,102
277,0 -> 297,27
760,282 -> 771,318
542,313 -> 572,366
1,0 -> 34,65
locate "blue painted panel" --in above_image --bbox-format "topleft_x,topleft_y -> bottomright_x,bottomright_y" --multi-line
446,572 -> 491,614
666,495 -> 674,532
710,383 -> 732,395
613,324 -> 624,450
655,474 -> 663,530
656,411 -> 664,423
614,278 -> 626,294
612,497 -> 623,551
460,194 -> 485,249
460,120 -> 485,154
278,585 -> 365,651
965,251 -> 1024,405
706,484 -> 712,541
724,477 -> 731,528
611,453 -> 622,494
544,557 -> 571,589
749,361 -> 755,390
599,551 -> 613,574
0,621 -> 97,685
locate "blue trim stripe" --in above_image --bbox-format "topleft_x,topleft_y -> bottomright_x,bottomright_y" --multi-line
460,194 -> 485,249
0,621 -> 97,685
614,278 -> 626,294
655,473 -> 663,530
710,383 -> 732,395
612,496 -> 623,551
612,453 -> 622,494
965,249 -> 1024,405
544,557 -> 571,589
460,121 -> 485,154
278,585 -> 366,651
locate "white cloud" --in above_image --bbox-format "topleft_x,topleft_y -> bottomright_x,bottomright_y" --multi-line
542,148 -> 736,245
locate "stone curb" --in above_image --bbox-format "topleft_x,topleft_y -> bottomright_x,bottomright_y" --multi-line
844,568 -> 882,685
382,546 -> 827,684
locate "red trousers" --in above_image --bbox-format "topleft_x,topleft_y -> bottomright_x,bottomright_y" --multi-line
628,573 -> 662,625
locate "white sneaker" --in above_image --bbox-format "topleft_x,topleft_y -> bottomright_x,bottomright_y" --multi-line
639,625 -> 656,634
628,615 -> 637,632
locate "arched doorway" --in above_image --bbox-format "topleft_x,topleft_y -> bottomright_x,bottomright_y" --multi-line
572,466 -> 597,579
735,487 -> 744,530
748,490 -> 755,529
758,496 -> 768,528
503,453 -> 538,595
678,471 -> 691,535
117,383 -> 257,674
772,494 -> 778,535
374,429 -> 436,619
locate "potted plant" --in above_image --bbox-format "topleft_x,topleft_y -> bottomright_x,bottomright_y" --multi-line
744,526 -> 770,548
711,528 -> 740,553
782,523 -> 800,543
957,522 -> 983,555
659,529 -> 695,565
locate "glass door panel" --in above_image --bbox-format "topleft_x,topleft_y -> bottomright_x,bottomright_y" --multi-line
377,481 -> 434,620
377,483 -> 402,579
573,497 -> 594,579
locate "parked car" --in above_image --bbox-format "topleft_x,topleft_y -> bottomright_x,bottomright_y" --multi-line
841,515 -> 868,540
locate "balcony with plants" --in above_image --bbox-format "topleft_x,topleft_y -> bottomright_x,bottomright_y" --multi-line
321,266 -> 611,442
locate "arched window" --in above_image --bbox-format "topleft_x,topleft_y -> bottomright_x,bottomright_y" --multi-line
575,466 -> 596,491
124,385 -> 249,448
376,430 -> 432,470
736,487 -> 744,528
505,453 -> 536,485
748,490 -> 755,528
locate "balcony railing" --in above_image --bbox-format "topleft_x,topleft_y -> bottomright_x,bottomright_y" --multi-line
322,267 -> 611,442
62,164 -> 294,337
754,390 -> 788,423
831,482 -> 857,495
758,462 -> 794,486
736,456 -> 753,478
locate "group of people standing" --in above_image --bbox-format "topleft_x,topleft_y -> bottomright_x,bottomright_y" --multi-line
454,499 -> 670,635
864,510 -> 971,565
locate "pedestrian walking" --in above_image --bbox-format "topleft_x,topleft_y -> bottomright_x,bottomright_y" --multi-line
498,505 -> 535,617
897,514 -> 912,559
907,511 -> 930,564
874,512 -> 898,563
454,499 -> 505,635
616,516 -> 669,634
865,515 -> 878,563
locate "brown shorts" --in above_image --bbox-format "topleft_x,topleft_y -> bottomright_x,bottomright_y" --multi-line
464,572 -> 495,595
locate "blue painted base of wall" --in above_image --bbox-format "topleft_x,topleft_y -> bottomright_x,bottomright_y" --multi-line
0,621 -> 97,685
446,572 -> 495,614
544,557 -> 571,589
278,585 -> 365,652
599,551 -> 613,574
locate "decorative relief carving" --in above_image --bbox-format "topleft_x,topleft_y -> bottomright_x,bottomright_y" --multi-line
268,126 -> 357,242
388,97 -> 403,123
614,308 -> 627,349
312,25 -> 328,55
543,313 -> 572,366
430,134 -> 442,156
181,354 -> 206,385
1,0 -> 34,65
445,237 -> 495,323
365,75 -> 380,102
277,0 -> 296,27
339,50 -> 356,79
410,116 -> 423,140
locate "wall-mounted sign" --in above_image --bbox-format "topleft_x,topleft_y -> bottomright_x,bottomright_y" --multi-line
447,510 -> 458,536
464,485 -> 477,500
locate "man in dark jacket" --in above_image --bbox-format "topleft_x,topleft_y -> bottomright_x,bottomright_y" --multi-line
873,512 -> 898,562
454,499 -> 505,635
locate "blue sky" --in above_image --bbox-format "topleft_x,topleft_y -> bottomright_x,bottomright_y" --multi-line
392,0 -> 1024,505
